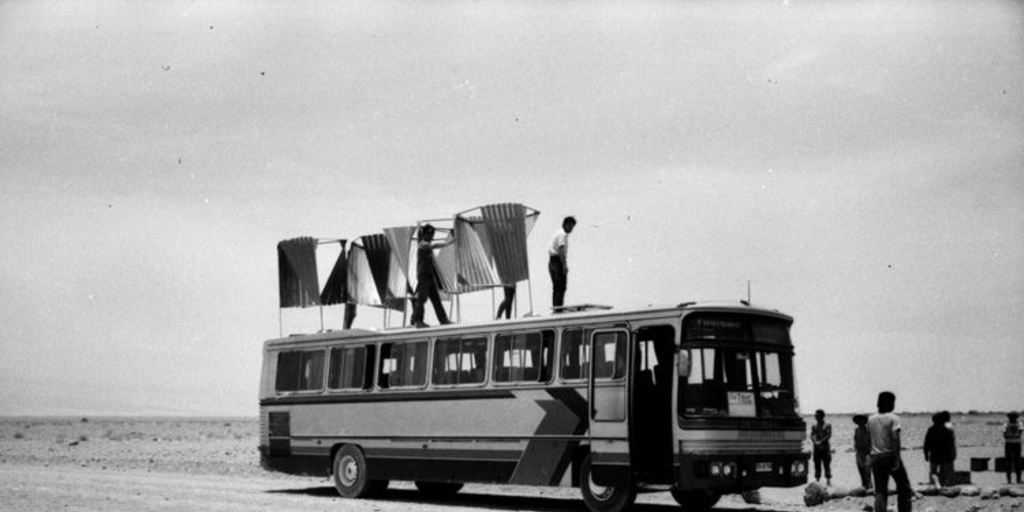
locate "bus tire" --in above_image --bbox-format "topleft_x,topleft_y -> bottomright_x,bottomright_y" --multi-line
670,489 -> 720,512
580,454 -> 636,512
332,445 -> 375,499
415,481 -> 464,497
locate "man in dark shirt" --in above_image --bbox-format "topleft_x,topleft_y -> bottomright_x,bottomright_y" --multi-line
811,409 -> 833,485
410,224 -> 453,328
923,411 -> 956,487
1005,412 -> 1023,484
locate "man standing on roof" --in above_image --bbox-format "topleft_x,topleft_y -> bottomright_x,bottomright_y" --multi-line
410,224 -> 453,328
548,216 -> 576,309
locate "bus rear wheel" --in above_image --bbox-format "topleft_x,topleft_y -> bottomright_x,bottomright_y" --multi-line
332,445 -> 386,498
670,489 -> 721,512
580,454 -> 636,512
415,481 -> 464,497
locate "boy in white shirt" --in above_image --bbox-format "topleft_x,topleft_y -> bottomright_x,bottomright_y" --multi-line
868,391 -> 911,512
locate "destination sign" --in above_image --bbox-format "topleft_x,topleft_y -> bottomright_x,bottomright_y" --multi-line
684,314 -> 791,344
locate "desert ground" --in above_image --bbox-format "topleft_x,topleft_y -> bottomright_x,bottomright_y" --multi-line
0,415 -> 1021,512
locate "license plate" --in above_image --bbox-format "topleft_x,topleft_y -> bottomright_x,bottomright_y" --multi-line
756,462 -> 772,473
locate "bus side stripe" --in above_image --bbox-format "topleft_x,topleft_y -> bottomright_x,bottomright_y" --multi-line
509,388 -> 587,485
260,388 -> 516,406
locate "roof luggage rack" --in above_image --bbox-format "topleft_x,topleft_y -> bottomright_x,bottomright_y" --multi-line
552,303 -> 613,313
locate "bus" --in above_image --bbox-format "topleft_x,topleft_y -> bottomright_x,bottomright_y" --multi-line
258,302 -> 809,512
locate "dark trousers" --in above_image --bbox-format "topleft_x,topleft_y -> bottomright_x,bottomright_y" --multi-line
871,454 -> 912,512
1007,443 -> 1022,483
496,286 -> 515,319
856,462 -> 872,489
343,303 -> 357,329
411,278 -> 448,326
549,256 -> 566,308
930,462 -> 954,487
813,447 -> 832,480
856,453 -> 873,489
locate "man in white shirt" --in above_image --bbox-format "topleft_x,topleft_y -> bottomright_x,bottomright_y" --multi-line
868,391 -> 911,512
548,216 -> 576,309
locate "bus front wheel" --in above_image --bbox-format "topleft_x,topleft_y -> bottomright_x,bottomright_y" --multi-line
580,454 -> 636,512
332,445 -> 386,498
670,489 -> 721,512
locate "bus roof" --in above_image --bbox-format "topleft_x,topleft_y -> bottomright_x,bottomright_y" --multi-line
263,301 -> 792,348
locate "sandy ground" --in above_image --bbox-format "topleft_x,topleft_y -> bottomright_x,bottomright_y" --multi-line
1,417 -> 1021,512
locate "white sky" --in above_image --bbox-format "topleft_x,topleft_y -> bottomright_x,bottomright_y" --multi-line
1,0 -> 1021,416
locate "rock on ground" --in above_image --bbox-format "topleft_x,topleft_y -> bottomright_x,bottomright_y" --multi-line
960,486 -> 981,497
804,482 -> 829,507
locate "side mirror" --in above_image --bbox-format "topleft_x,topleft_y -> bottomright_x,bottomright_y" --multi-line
677,350 -> 691,379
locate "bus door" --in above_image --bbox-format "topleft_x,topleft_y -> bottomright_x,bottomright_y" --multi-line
631,325 -> 676,482
587,329 -> 630,484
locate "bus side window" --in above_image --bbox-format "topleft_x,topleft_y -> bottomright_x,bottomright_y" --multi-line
593,332 -> 626,380
559,328 -> 591,380
380,341 -> 428,389
276,349 -> 325,392
362,345 -> 377,390
494,331 -> 552,384
410,342 -> 428,385
433,338 -> 458,385
539,330 -> 554,382
462,337 -> 488,384
432,337 -> 487,386
328,345 -> 373,391
378,344 -> 396,389
276,351 -> 301,391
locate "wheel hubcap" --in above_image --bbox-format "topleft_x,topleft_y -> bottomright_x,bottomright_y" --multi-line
588,474 -> 614,501
339,455 -> 358,486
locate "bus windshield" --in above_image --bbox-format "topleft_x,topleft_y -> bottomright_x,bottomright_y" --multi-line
679,314 -> 798,418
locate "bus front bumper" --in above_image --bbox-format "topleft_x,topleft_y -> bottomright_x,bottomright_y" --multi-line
676,453 -> 810,491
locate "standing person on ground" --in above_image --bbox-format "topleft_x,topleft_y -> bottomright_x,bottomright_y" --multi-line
495,284 -> 516,320
853,414 -> 873,490
1004,412 -> 1023,484
410,224 -> 454,328
548,216 -> 576,309
869,391 -> 912,512
923,411 -> 956,487
811,409 -> 833,485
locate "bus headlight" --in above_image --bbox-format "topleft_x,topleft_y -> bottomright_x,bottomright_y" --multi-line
708,461 -> 736,478
791,461 -> 807,476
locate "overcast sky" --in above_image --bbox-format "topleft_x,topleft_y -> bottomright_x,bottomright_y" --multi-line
1,0 -> 1021,416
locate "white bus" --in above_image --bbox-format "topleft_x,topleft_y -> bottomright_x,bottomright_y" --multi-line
258,302 -> 808,512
